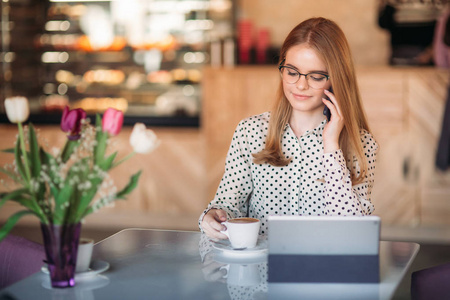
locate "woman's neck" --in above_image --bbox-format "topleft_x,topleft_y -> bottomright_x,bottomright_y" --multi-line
289,111 -> 325,137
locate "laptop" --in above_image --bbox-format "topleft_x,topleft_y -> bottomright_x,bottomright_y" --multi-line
267,215 -> 381,283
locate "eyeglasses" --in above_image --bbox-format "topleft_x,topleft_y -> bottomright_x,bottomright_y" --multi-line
278,60 -> 330,90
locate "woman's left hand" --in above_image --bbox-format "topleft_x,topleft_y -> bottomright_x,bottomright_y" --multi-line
322,89 -> 344,153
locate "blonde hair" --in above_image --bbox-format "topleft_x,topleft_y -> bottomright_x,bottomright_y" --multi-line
252,17 -> 371,184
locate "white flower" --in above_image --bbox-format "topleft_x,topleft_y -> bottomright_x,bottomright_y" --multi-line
4,96 -> 30,123
129,123 -> 160,154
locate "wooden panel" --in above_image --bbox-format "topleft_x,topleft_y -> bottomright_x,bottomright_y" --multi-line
370,132 -> 420,226
202,66 -> 279,199
421,185 -> 450,225
406,69 -> 450,225
357,66 -> 406,131
407,69 -> 447,185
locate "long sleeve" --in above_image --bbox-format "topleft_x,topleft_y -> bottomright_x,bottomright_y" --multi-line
322,132 -> 378,216
198,120 -> 254,229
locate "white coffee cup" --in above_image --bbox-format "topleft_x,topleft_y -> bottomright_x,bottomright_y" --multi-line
76,238 -> 94,273
221,217 -> 260,249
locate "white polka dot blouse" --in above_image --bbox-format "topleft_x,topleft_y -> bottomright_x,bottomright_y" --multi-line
199,112 -> 379,235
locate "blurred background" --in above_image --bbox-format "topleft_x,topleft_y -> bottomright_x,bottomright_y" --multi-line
0,0 -> 450,297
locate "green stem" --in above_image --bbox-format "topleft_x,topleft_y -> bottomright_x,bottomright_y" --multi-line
17,122 -> 31,182
111,151 -> 136,169
31,198 -> 48,224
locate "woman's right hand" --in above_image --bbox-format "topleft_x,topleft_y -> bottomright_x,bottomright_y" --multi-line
201,209 -> 228,239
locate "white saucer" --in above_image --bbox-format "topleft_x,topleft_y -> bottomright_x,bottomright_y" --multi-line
212,238 -> 268,259
41,260 -> 110,280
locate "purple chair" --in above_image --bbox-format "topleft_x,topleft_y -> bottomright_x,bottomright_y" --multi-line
411,262 -> 450,300
0,235 -> 45,289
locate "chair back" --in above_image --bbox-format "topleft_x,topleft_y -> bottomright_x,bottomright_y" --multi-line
411,262 -> 450,300
0,235 -> 45,289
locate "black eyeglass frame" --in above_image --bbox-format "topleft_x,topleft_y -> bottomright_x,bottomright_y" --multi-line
278,59 -> 330,85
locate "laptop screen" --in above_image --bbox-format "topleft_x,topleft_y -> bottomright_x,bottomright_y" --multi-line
268,215 -> 381,283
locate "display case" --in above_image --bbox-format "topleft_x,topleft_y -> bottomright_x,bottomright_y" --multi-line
0,0 -> 234,126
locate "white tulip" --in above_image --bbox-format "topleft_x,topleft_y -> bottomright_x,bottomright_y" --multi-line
129,123 -> 160,154
4,96 -> 30,123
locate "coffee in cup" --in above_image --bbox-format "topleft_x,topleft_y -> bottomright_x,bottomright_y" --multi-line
228,217 -> 259,224
221,217 -> 260,249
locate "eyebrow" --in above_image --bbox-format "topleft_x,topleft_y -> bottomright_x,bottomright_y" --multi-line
285,63 -> 328,75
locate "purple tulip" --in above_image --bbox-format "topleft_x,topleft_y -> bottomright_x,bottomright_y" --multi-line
61,106 -> 87,140
102,108 -> 124,136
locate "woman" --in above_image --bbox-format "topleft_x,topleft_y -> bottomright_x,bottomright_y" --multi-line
200,17 -> 378,239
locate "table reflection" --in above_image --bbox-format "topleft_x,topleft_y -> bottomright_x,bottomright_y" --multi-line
199,234 -> 419,300
199,234 -> 268,300
41,275 -> 110,300
0,230 -> 418,300
390,241 -> 417,266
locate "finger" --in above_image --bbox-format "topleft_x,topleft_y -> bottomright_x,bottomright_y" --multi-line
210,219 -> 226,232
202,210 -> 229,239
203,252 -> 213,264
202,221 -> 228,239
203,213 -> 227,232
322,98 -> 341,120
202,260 -> 221,273
208,268 -> 228,282
324,89 -> 343,117
208,229 -> 228,240
324,89 -> 335,102
214,210 -> 228,222
201,220 -> 215,235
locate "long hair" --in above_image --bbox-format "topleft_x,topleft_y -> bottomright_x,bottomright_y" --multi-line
252,17 -> 371,184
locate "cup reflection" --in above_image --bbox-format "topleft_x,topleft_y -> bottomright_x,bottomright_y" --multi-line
221,263 -> 261,286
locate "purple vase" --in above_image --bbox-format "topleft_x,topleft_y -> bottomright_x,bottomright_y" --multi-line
40,222 -> 81,288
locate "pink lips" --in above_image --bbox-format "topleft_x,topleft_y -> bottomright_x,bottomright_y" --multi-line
291,92 -> 311,101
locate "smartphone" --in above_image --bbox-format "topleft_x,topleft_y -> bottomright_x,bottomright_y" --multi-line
323,87 -> 333,122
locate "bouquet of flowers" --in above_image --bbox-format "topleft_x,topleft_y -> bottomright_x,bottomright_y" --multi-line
0,96 -> 159,287
0,97 -> 159,287
0,96 -> 159,240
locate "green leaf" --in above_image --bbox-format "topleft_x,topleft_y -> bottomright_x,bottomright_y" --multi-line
17,122 -> 31,182
14,138 -> 27,182
0,189 -> 47,223
82,206 -> 94,217
53,184 -> 74,224
0,188 -> 30,209
28,124 -> 41,178
0,210 -> 35,242
40,157 -> 59,205
65,189 -> 82,224
98,152 -> 117,171
61,140 -> 80,163
93,114 -> 108,165
116,170 -> 142,199
81,171 -> 141,219
74,176 -> 103,222
1,148 -> 15,153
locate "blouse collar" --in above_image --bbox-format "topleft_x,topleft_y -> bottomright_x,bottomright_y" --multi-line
285,118 -> 327,138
